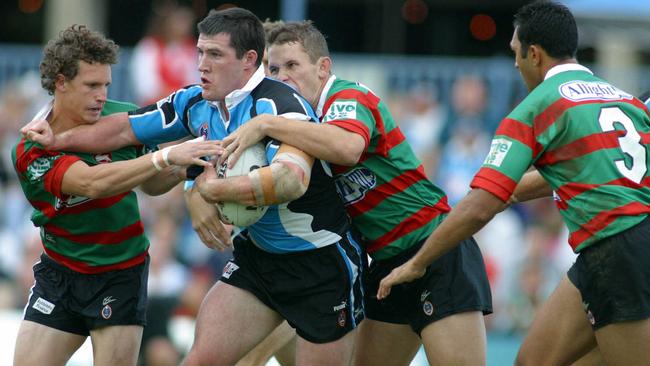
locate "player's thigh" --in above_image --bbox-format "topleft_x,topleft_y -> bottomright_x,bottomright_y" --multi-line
516,275 -> 597,366
13,320 -> 86,366
420,310 -> 486,366
90,325 -> 143,366
237,321 -> 296,366
188,281 -> 283,366
353,319 -> 420,366
595,317 -> 650,365
295,327 -> 356,366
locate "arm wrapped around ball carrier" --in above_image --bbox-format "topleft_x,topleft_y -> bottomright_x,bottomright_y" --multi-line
198,144 -> 314,206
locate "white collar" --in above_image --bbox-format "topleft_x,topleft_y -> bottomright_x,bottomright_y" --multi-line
316,75 -> 337,118
544,63 -> 593,80
209,65 -> 266,110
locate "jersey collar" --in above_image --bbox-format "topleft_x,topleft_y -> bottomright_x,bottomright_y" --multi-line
222,65 -> 266,110
316,74 -> 337,118
545,63 -> 593,80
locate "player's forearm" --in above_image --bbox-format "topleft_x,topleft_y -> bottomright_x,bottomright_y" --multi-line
263,117 -> 363,166
139,167 -> 183,196
74,154 -> 161,198
200,175 -> 257,205
512,169 -> 552,202
55,113 -> 138,153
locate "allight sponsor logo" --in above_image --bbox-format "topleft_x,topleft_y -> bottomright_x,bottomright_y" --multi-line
559,81 -> 633,102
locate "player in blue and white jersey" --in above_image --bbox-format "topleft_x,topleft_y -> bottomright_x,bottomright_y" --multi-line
21,8 -> 364,366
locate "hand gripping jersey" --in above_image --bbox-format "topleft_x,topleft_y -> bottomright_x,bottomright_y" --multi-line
12,100 -> 149,273
471,64 -> 650,252
317,76 -> 451,260
129,67 -> 349,253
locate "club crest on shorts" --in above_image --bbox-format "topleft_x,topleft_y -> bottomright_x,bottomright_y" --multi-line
222,262 -> 239,279
338,309 -> 347,327
101,304 -> 113,319
422,300 -> 434,316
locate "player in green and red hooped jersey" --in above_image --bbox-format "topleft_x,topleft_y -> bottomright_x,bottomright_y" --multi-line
378,1 -> 650,365
222,21 -> 492,366
12,25 -> 219,366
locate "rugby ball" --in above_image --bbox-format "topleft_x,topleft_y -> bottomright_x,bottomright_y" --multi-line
216,142 -> 269,227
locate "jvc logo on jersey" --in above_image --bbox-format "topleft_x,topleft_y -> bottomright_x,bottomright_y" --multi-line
484,138 -> 512,168
559,81 -> 633,102
324,101 -> 357,122
334,168 -> 377,205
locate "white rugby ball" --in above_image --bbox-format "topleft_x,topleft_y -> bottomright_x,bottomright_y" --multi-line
216,142 -> 269,227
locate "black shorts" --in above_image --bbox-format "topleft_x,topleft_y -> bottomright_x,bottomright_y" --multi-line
23,253 -> 149,336
220,233 -> 366,343
364,237 -> 492,335
568,216 -> 650,330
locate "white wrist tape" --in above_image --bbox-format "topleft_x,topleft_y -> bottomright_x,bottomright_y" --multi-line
151,151 -> 164,171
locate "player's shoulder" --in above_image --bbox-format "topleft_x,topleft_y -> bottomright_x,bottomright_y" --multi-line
252,78 -> 314,116
103,99 -> 139,113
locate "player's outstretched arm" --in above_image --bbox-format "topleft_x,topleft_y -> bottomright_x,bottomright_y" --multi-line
377,188 -> 504,299
60,138 -> 220,199
196,143 -> 314,206
21,112 -> 139,153
222,114 -> 365,168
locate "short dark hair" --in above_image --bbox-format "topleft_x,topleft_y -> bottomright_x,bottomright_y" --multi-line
197,7 -> 265,67
266,21 -> 329,63
514,1 -> 577,60
40,25 -> 118,95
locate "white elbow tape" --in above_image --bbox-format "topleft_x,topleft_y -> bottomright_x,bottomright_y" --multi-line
273,152 -> 311,177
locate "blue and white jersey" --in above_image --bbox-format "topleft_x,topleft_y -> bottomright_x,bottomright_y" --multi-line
128,67 -> 349,253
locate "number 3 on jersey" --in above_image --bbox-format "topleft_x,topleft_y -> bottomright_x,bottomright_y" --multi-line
598,106 -> 647,183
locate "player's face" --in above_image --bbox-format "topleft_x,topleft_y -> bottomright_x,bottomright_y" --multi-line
267,42 -> 323,107
197,33 -> 248,102
58,61 -> 110,125
510,27 -> 539,92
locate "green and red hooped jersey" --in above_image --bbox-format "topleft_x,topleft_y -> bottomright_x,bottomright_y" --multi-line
471,65 -> 650,252
320,77 -> 450,260
12,100 -> 150,273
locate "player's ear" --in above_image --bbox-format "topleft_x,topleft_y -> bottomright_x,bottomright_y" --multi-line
243,49 -> 259,69
317,56 -> 332,79
54,74 -> 67,92
528,44 -> 542,67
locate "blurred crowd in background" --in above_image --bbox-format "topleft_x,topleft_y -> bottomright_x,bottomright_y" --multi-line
0,2 -> 580,365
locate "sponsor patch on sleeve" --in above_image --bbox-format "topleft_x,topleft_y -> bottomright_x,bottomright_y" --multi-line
484,138 -> 512,167
324,101 -> 357,122
26,156 -> 58,182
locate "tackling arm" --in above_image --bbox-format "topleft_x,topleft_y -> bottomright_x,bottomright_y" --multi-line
196,144 -> 314,206
223,114 -> 366,167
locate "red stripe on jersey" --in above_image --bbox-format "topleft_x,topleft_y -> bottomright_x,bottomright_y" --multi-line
569,201 -> 650,249
496,118 -> 543,156
14,142 -> 61,174
556,177 -> 650,203
534,97 -> 649,137
346,165 -> 431,216
28,193 -> 129,220
326,119 -> 371,149
537,130 -> 621,166
324,89 -> 389,156
43,220 -> 145,245
470,167 -> 517,202
43,156 -> 82,198
366,201 -> 449,253
44,248 -> 148,274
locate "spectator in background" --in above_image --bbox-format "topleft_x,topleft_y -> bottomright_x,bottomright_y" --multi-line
435,75 -> 491,205
398,81 -> 446,178
130,1 -> 198,105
